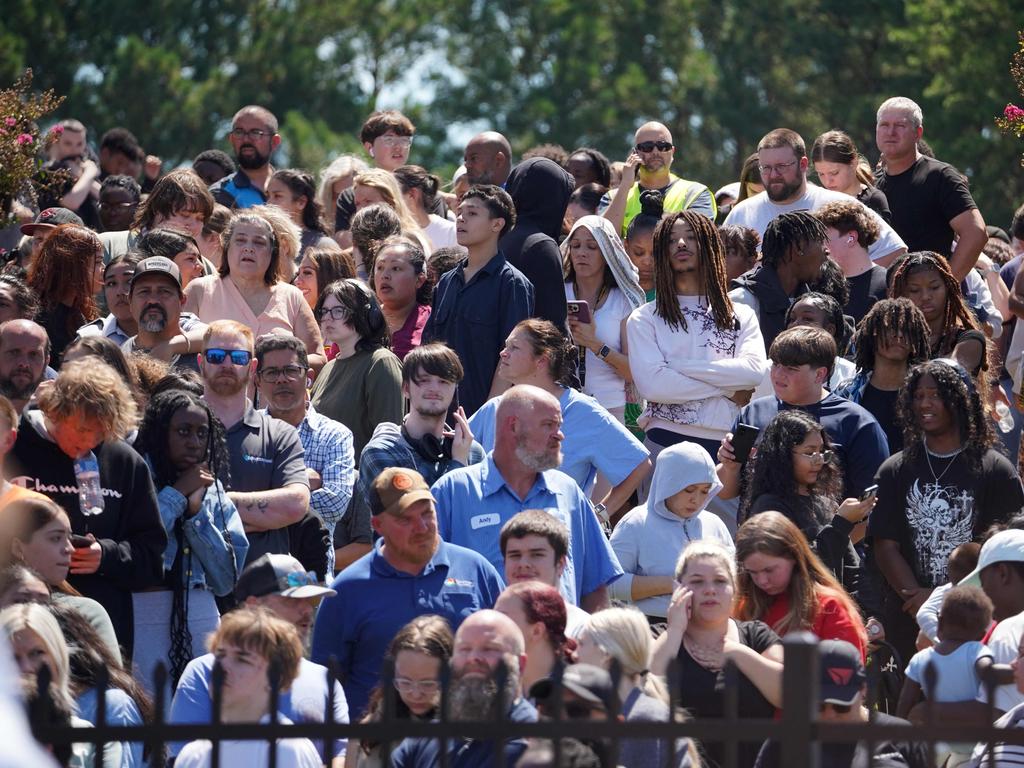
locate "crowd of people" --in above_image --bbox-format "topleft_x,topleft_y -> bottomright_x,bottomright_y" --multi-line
2,94 -> 1024,768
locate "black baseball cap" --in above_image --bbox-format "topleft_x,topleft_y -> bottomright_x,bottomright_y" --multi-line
234,553 -> 336,601
20,207 -> 84,236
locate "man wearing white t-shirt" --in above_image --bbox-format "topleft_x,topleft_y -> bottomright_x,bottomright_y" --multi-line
724,128 -> 907,264
500,510 -> 590,637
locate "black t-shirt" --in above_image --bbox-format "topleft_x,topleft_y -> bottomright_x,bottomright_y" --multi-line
859,383 -> 903,454
857,185 -> 892,224
875,156 -> 976,257
675,620 -> 780,768
845,266 -> 889,326
934,326 -> 986,375
753,712 -> 931,768
868,447 -> 1023,588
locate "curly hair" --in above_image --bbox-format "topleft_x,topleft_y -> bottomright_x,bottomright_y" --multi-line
735,510 -> 866,647
136,389 -> 230,489
740,410 -> 843,526
63,336 -> 142,403
27,224 -> 100,324
652,210 -> 735,332
852,298 -> 931,372
513,318 -> 577,387
350,203 -> 402,272
37,359 -> 138,440
0,273 -> 41,320
897,359 -> 995,472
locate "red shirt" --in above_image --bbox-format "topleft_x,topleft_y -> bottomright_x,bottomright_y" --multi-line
763,589 -> 867,661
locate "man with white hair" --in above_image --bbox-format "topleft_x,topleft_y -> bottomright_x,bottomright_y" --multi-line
875,96 -> 987,281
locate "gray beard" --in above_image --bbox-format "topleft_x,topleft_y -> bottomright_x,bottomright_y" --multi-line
139,317 -> 167,333
447,671 -> 520,722
515,443 -> 560,473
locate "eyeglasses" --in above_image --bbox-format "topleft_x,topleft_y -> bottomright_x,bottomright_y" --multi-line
318,307 -> 350,322
758,160 -> 799,176
230,127 -> 274,140
203,348 -> 252,366
393,677 -> 440,695
635,141 -> 673,153
377,135 -> 413,148
792,449 -> 834,464
258,364 -> 307,383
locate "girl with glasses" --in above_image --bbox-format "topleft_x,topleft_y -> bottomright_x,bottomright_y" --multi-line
740,410 -> 873,587
348,615 -> 453,768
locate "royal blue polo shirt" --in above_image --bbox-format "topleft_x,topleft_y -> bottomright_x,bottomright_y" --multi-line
310,539 -> 503,719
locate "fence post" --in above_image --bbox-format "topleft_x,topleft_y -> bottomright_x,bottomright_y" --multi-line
780,632 -> 819,768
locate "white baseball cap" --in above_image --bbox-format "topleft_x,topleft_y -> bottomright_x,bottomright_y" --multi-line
960,529 -> 1024,588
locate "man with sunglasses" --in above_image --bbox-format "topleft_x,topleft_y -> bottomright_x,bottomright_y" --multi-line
753,639 -> 930,768
169,553 -> 349,766
255,333 -> 355,576
602,121 -> 716,236
198,319 -> 310,566
209,105 -> 281,210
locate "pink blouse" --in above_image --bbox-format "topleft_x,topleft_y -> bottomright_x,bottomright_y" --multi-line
187,275 -> 316,342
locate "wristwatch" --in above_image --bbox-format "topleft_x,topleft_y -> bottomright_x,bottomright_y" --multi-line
597,345 -> 611,360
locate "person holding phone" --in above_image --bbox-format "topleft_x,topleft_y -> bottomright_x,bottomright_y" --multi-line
562,215 -> 646,422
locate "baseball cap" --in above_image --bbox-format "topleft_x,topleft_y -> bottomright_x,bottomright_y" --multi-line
370,467 -> 434,516
529,664 -> 616,711
131,256 -> 182,289
20,208 -> 84,236
960,529 -> 1024,588
818,639 -> 866,706
234,553 -> 336,601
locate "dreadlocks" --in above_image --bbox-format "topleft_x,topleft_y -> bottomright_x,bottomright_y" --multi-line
136,389 -> 230,489
652,210 -> 734,332
761,211 -> 828,269
888,251 -> 980,356
897,359 -> 995,473
853,298 -> 931,372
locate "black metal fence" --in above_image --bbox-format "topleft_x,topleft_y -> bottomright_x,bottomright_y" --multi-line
26,633 -> 1024,768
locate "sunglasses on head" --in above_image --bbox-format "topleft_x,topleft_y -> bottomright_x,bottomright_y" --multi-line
635,141 -> 673,153
204,348 -> 252,366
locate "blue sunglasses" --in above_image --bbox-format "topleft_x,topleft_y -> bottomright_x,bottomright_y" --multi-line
204,348 -> 252,366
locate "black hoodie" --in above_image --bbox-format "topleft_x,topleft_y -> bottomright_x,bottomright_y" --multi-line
499,157 -> 574,335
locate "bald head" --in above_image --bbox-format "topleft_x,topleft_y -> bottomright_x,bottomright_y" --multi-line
232,105 -> 279,133
0,320 -> 50,407
634,121 -> 673,144
496,384 -> 559,424
494,385 -> 564,473
464,132 -> 513,186
456,609 -> 526,656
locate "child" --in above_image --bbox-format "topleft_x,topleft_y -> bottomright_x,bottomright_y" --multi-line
897,586 -> 994,761
916,542 -> 982,648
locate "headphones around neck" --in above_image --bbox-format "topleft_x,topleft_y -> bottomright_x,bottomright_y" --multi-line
402,424 -> 453,463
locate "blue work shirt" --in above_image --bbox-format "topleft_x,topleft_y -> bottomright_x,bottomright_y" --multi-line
311,539 -> 504,719
209,169 -> 267,209
469,387 -> 649,495
423,250 -> 533,415
432,454 -> 623,605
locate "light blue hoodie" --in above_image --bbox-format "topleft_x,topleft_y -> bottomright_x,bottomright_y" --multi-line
608,442 -> 734,617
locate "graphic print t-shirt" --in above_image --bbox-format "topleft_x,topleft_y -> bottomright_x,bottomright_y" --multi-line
868,448 -> 1023,588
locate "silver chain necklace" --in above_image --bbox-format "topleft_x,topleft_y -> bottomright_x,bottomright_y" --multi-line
924,443 -> 963,484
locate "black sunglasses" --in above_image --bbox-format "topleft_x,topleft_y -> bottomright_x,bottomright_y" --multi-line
635,140 -> 673,153
204,348 -> 252,366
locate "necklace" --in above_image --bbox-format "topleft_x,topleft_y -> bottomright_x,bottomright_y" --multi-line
924,443 -> 963,484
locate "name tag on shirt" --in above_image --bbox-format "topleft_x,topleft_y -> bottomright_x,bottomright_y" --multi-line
470,513 -> 500,530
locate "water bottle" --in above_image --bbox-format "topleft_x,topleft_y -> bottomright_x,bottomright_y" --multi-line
73,452 -> 104,517
995,401 -> 1015,434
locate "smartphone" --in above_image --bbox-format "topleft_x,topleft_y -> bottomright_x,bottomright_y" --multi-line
70,534 -> 92,549
731,423 -> 760,464
860,484 -> 879,502
566,300 -> 592,325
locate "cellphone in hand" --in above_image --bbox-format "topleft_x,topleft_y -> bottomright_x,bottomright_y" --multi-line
730,423 -> 760,464
70,534 -> 92,549
860,484 -> 879,502
566,300 -> 592,325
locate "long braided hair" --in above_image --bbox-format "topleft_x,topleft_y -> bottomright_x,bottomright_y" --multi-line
852,298 -> 931,373
136,389 -> 232,684
888,252 -> 980,356
652,210 -> 734,332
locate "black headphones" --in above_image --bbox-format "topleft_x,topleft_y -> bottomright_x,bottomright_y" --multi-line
402,425 -> 453,463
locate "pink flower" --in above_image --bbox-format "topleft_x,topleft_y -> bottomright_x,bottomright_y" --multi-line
1005,104 -> 1024,121
16,133 -> 34,146
3,117 -> 15,127
50,124 -> 63,135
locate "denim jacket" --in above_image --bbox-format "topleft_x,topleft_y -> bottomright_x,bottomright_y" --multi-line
156,480 -> 248,596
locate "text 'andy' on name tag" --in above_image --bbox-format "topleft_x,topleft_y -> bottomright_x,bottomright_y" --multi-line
471,513 -> 500,530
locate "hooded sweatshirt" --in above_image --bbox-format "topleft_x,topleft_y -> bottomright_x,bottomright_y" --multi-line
500,157 -> 574,335
609,442 -> 734,617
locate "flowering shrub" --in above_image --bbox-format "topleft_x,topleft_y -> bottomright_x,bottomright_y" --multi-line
0,70 -> 66,226
996,33 -> 1024,151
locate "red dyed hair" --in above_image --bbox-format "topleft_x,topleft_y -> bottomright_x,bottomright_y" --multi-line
504,581 -> 576,662
27,224 -> 100,325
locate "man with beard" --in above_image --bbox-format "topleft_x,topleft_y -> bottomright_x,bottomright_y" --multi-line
602,121 -> 716,236
463,131 -> 514,187
311,467 -> 503,719
389,610 -> 536,768
432,385 -> 623,613
0,320 -> 49,415
121,256 -> 201,372
256,333 -> 355,576
724,128 -> 906,264
210,105 -> 280,209
198,320 -> 310,565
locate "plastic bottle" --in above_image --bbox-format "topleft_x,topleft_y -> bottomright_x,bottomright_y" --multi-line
73,452 -> 105,517
995,401 -> 1015,434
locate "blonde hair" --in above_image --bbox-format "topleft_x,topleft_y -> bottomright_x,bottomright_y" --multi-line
0,603 -> 73,711
37,359 -> 138,440
318,155 -> 368,227
353,169 -> 422,235
674,540 -> 737,585
248,204 -> 301,280
208,607 -> 303,691
583,607 -> 668,702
